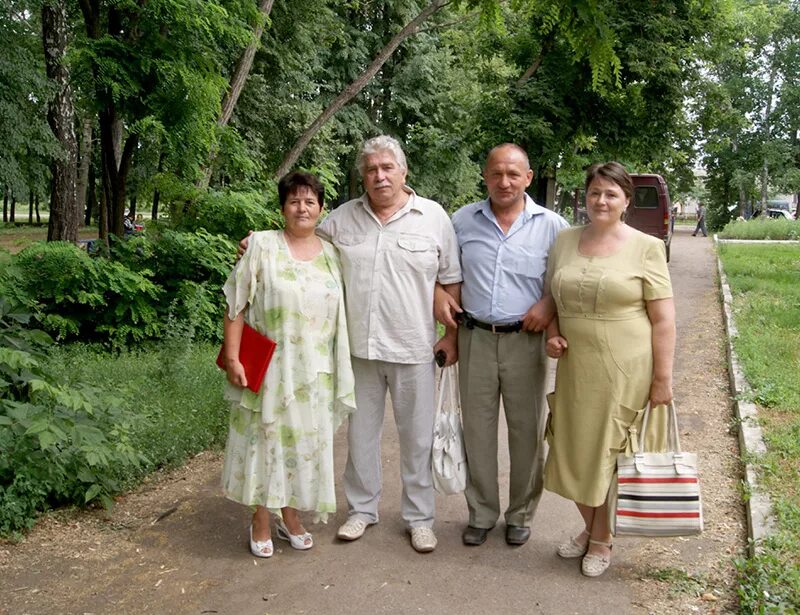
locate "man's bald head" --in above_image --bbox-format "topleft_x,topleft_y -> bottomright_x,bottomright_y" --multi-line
484,143 -> 531,172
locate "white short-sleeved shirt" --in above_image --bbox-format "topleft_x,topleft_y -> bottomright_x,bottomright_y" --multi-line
317,189 -> 461,364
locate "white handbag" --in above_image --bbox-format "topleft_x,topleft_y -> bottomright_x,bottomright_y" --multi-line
609,401 -> 703,536
431,365 -> 468,495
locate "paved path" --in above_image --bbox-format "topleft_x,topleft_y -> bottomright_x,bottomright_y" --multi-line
1,226 -> 743,614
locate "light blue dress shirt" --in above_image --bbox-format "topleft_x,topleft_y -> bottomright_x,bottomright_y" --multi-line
452,194 -> 569,323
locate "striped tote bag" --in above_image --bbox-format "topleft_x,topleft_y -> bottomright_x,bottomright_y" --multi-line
609,402 -> 703,536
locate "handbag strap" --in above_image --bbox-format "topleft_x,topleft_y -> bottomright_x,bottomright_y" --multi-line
435,365 -> 461,418
639,401 -> 681,453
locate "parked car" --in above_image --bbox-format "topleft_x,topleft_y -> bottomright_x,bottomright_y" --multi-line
626,174 -> 674,262
751,208 -> 795,220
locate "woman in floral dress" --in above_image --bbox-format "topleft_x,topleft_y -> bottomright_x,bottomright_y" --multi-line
220,171 -> 356,558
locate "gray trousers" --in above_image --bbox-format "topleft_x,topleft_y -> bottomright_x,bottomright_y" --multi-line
343,357 -> 436,529
458,327 -> 548,528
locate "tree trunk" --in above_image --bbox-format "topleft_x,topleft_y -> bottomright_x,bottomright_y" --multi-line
3,186 -> 7,223
151,151 -> 164,220
760,60 -> 777,211
85,161 -> 96,225
514,34 -> 554,89
42,1 -> 79,242
76,119 -> 93,226
98,106 -> 138,238
35,194 -> 41,224
10,195 -> 17,224
99,161 -> 109,247
129,193 -> 136,219
274,0 -> 452,179
198,0 -> 276,189
29,190 -> 34,224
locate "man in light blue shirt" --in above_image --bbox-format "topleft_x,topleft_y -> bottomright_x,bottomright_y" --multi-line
434,143 -> 568,547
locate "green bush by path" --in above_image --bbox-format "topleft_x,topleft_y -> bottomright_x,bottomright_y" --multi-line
718,243 -> 800,613
13,241 -> 162,346
111,227 -> 236,342
0,288 -> 144,537
46,338 -> 230,490
1,333 -> 230,538
718,218 -> 800,241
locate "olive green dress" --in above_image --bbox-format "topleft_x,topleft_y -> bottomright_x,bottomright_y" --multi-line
543,226 -> 673,507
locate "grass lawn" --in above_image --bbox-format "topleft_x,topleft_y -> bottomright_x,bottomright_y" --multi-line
0,223 -> 99,254
717,242 -> 800,612
718,218 -> 800,240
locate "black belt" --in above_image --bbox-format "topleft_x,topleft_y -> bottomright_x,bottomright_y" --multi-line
458,313 -> 522,334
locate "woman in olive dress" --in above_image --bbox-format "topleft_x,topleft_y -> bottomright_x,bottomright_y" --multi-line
543,162 -> 675,577
221,171 -> 356,558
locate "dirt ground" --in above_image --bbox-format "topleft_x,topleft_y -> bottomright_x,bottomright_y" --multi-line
0,226 -> 745,614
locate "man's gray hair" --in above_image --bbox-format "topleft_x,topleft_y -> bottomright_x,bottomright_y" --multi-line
357,135 -> 408,177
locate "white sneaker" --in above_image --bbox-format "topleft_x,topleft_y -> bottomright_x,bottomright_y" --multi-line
409,526 -> 437,553
337,517 -> 370,541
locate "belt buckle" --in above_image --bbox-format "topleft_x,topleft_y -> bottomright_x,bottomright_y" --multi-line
491,323 -> 500,334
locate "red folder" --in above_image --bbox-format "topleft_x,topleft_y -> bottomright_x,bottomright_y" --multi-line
216,323 -> 277,393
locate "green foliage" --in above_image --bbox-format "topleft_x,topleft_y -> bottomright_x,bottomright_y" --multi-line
0,290 -> 144,538
0,280 -> 230,537
718,244 -> 800,409
176,189 -> 283,240
719,243 -> 800,609
45,338 -> 230,490
13,242 -> 162,346
718,218 -> 800,241
108,227 -> 236,342
0,5 -> 56,197
736,532 -> 800,613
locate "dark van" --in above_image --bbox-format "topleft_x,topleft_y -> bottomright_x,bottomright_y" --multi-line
626,174 -> 673,261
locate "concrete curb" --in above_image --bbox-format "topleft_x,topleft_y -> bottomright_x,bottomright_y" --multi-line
714,236 -> 777,555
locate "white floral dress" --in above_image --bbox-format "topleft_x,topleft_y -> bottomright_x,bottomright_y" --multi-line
221,230 -> 356,522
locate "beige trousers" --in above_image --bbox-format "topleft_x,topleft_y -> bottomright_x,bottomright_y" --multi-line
458,326 -> 548,528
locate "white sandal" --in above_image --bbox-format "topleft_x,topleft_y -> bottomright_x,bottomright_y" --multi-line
557,529 -> 590,558
276,519 -> 313,550
581,539 -> 612,577
249,524 -> 274,558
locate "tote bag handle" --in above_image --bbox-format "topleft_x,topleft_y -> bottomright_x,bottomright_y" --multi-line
639,401 -> 681,453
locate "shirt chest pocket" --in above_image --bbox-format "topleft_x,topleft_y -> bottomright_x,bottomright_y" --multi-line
508,249 -> 547,280
333,233 -> 368,273
394,234 -> 438,273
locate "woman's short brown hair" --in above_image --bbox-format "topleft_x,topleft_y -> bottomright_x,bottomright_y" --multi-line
585,162 -> 633,202
278,171 -> 325,210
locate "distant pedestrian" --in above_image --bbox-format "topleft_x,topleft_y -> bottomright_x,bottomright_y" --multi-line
692,204 -> 707,237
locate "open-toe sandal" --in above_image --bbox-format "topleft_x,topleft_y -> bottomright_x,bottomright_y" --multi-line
557,529 -> 590,559
581,539 -> 612,577
276,519 -> 313,550
249,524 -> 274,558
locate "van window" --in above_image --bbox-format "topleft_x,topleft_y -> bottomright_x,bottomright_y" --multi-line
634,186 -> 658,209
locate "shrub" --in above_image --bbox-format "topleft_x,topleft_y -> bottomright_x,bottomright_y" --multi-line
0,291 -> 144,537
46,336 -> 229,487
13,241 -> 162,346
176,189 -> 283,241
138,227 -> 235,341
